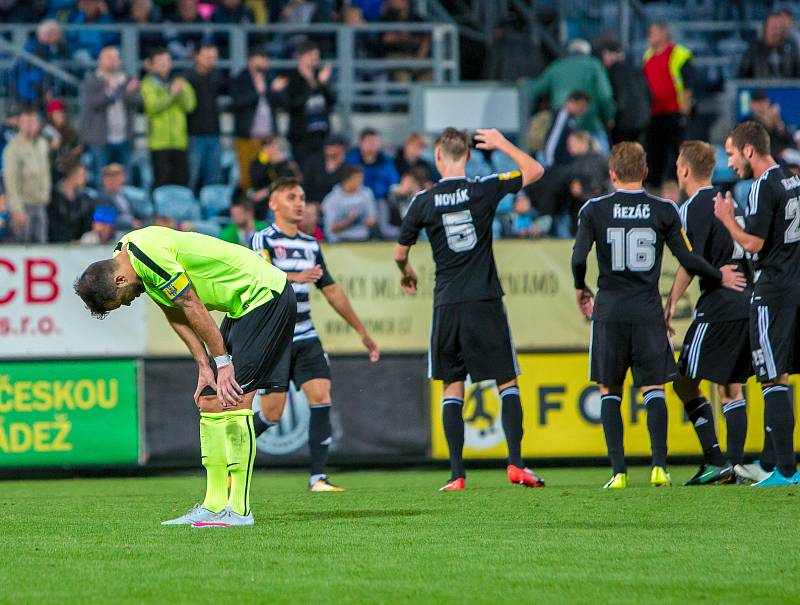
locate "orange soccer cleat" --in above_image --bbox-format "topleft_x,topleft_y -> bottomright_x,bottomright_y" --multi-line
439,477 -> 465,491
507,465 -> 545,488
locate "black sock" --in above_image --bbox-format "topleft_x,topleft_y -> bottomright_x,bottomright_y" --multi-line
763,385 -> 796,477
684,396 -> 724,466
722,399 -> 747,466
253,410 -> 277,437
601,395 -> 626,474
442,397 -> 465,480
500,386 -> 524,468
308,404 -> 332,477
644,389 -> 668,468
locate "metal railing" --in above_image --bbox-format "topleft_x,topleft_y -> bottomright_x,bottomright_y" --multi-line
0,22 -> 460,134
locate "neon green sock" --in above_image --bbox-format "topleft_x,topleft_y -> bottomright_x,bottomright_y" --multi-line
199,413 -> 228,513
223,410 -> 256,516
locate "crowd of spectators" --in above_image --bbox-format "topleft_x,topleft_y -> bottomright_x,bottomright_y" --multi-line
3,5 -> 800,246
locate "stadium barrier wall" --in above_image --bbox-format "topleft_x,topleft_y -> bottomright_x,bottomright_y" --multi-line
431,352 -> 800,460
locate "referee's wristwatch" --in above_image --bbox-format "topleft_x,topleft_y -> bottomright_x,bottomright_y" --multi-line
214,354 -> 233,368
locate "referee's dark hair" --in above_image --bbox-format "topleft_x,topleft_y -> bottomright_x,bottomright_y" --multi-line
269,176 -> 303,199
678,141 -> 716,181
609,141 -> 647,182
727,121 -> 771,157
74,259 -> 119,320
435,128 -> 471,162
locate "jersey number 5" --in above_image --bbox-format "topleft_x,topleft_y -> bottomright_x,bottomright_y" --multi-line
443,210 -> 477,253
606,227 -> 656,271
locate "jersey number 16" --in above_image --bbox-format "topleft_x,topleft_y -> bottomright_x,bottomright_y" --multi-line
607,227 -> 656,271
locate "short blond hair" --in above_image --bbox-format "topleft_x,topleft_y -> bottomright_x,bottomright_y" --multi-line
609,141 -> 647,182
435,128 -> 471,162
678,141 -> 716,181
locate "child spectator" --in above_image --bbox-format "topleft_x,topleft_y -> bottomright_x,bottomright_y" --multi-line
80,206 -> 118,244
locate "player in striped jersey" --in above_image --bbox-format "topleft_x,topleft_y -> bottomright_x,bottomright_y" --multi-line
251,177 -> 380,492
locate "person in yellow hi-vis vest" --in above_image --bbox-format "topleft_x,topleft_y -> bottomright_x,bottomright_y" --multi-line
643,22 -> 694,193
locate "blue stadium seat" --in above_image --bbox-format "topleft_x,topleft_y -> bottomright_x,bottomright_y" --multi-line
189,220 -> 224,237
199,184 -> 234,219
153,185 -> 201,223
220,149 -> 240,189
712,144 -> 736,184
129,151 -> 154,192
466,153 -> 493,179
121,185 -> 154,218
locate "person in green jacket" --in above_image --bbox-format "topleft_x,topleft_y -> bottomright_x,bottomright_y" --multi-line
524,39 -> 616,144
141,47 -> 197,188
219,196 -> 267,246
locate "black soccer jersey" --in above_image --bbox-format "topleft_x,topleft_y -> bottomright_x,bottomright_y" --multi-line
746,165 -> 800,304
680,185 -> 752,322
398,171 -> 523,306
572,189 -> 723,324
251,224 -> 334,342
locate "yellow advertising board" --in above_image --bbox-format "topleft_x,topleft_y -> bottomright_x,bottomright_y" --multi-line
145,240 -> 699,355
431,353 -> 800,459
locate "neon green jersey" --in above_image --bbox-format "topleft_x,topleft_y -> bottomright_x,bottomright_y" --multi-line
113,226 -> 286,318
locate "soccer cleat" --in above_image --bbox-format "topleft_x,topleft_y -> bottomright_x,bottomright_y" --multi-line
161,504 -> 217,526
507,465 -> 545,487
683,464 -> 734,486
309,477 -> 345,492
752,469 -> 799,487
734,460 -> 771,483
650,466 -> 672,487
191,507 -> 254,527
603,473 -> 627,489
439,478 -> 465,491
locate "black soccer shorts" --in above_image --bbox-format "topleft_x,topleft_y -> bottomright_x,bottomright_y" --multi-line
677,319 -> 753,385
750,304 -> 800,382
429,298 -> 519,384
202,283 -> 296,396
590,319 -> 677,387
271,336 -> 331,391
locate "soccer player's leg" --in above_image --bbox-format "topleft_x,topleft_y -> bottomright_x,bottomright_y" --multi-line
632,322 -> 678,487
591,320 -> 632,487
460,299 -> 543,488
441,380 -> 466,491
750,304 -> 798,486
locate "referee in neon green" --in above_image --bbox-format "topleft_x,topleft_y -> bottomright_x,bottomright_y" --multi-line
74,226 -> 295,527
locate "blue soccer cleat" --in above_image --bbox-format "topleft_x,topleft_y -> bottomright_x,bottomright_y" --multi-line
753,470 -> 799,487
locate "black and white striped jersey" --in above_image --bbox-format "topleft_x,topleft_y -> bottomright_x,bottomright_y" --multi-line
251,224 -> 334,342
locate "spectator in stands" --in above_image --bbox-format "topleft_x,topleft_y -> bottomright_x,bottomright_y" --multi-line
394,133 -> 436,182
48,158 -> 96,243
380,165 -> 426,240
279,0 -> 320,23
542,90 -> 589,169
141,47 -> 197,187
43,99 -> 82,181
643,22 -> 693,190
503,192 -> 536,239
2,107 -> 51,243
0,189 -> 8,242
555,130 -> 608,233
127,0 -> 165,58
80,45 -> 140,187
249,135 -> 302,208
739,11 -> 800,79
286,41 -> 336,168
351,0 -> 383,21
299,201 -> 324,241
80,206 -> 118,244
13,20 -> 62,107
211,0 -> 254,23
599,39 -> 651,145
186,43 -> 224,192
98,163 -> 142,231
322,165 -> 377,242
230,47 -> 288,190
218,196 -> 266,246
345,128 -> 399,201
0,104 -> 20,180
303,134 -> 348,203
165,0 -> 209,60
0,0 -> 45,21
524,39 -> 615,141
66,0 -> 119,64
739,90 -> 795,160
380,0 -> 432,81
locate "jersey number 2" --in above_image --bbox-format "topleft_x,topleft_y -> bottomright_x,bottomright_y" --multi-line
606,227 -> 656,271
786,196 -> 800,244
443,210 -> 477,252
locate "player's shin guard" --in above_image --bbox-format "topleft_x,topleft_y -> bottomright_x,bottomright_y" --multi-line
762,385 -> 796,477
685,397 -> 724,466
644,390 -> 668,468
722,399 -> 747,466
222,410 -> 256,516
600,395 -> 626,474
309,404 -> 332,479
199,413 -> 228,513
442,397 -> 466,480
499,386 -> 524,468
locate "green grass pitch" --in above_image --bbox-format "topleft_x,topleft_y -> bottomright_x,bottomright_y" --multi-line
2,467 -> 799,604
